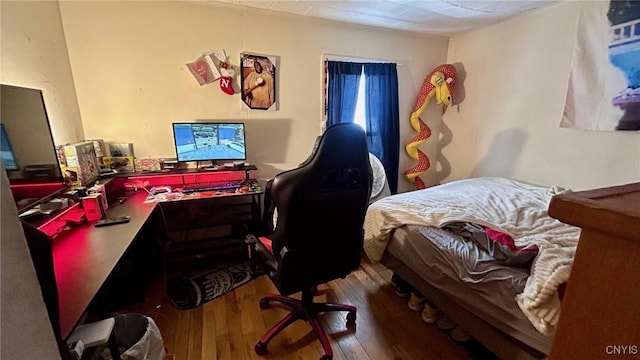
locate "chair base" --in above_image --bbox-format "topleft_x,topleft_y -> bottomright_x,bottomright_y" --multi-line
254,289 -> 356,360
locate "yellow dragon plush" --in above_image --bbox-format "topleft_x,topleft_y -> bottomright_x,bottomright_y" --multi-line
404,64 -> 457,189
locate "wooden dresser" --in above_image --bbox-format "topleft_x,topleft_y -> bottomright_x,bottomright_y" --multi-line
547,182 -> 640,359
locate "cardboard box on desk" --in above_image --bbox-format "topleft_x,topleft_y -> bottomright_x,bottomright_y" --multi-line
88,183 -> 109,211
103,156 -> 135,173
62,142 -> 100,188
87,139 -> 107,168
81,193 -> 106,221
108,142 -> 134,157
135,158 -> 161,172
61,164 -> 90,189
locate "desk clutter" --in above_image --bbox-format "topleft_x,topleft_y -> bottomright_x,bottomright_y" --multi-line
142,179 -> 262,203
21,148 -> 259,240
21,181 -> 116,237
57,140 -> 181,187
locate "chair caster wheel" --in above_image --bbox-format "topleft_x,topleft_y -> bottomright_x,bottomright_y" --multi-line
259,298 -> 270,309
320,355 -> 333,360
255,342 -> 267,355
346,311 -> 356,326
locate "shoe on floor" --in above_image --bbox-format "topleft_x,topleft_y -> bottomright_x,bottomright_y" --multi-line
421,303 -> 440,324
391,273 -> 401,287
408,293 -> 426,311
395,285 -> 411,298
391,274 -> 412,298
450,325 -> 471,342
437,315 -> 456,330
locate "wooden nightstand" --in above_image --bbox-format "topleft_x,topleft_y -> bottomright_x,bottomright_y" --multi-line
547,182 -> 640,359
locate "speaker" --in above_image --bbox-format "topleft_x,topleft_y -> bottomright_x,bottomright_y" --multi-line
160,158 -> 178,170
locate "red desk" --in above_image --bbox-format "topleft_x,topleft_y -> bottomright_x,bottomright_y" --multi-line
53,191 -> 155,339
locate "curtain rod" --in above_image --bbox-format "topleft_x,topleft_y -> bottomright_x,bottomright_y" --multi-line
322,53 -> 402,66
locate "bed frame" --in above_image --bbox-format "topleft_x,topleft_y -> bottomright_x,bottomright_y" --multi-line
381,253 -> 546,360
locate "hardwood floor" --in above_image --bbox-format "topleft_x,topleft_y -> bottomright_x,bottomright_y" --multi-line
116,256 -> 495,360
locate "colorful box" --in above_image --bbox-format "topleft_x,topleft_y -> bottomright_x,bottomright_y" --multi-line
103,156 -> 135,173
81,193 -> 105,221
88,183 -> 109,211
87,139 -> 107,168
135,158 -> 161,172
62,142 -> 100,188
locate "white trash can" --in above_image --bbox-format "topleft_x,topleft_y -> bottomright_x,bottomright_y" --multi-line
110,313 -> 166,360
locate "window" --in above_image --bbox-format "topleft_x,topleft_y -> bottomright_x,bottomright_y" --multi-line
353,68 -> 366,130
325,60 -> 399,193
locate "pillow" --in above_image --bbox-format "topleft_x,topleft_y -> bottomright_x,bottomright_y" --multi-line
481,226 -> 538,268
258,236 -> 273,254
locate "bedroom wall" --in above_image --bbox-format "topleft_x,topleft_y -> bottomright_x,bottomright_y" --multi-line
0,0 -> 84,145
444,1 -> 640,191
57,1 -> 449,188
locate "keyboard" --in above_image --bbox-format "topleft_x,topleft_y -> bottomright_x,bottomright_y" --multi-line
182,180 -> 243,193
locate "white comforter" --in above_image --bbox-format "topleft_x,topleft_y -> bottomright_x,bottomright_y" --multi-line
363,177 -> 581,336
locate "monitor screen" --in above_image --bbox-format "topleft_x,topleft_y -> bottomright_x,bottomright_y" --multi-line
1,124 -> 19,170
1,84 -> 65,214
172,122 -> 246,162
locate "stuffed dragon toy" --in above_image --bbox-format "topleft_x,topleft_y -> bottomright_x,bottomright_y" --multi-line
404,64 -> 457,189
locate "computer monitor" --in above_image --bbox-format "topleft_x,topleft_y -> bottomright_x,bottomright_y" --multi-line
172,122 -> 246,163
1,124 -> 19,171
1,84 -> 66,214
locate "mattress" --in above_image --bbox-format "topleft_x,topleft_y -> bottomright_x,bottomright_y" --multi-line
385,225 -> 552,354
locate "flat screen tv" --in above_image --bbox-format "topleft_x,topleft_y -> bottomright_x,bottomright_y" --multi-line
172,122 -> 246,163
1,84 -> 65,214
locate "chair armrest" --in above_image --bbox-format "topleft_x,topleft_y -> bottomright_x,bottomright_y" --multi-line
245,234 -> 278,276
261,179 -> 276,235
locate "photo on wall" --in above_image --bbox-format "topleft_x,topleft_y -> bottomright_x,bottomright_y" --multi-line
240,52 -> 278,111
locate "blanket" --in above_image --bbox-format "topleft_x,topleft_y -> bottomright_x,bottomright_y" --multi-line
363,177 -> 581,335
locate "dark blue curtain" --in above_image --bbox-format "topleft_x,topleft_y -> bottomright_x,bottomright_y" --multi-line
326,61 -> 362,126
364,63 -> 399,194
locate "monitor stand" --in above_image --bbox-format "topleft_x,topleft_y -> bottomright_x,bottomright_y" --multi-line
197,160 -> 219,171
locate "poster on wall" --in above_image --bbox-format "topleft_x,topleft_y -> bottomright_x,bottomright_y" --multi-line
240,52 -> 278,111
561,1 -> 640,131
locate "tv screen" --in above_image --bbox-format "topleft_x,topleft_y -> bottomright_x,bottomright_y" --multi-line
1,84 -> 65,214
172,122 -> 246,162
1,124 -> 19,171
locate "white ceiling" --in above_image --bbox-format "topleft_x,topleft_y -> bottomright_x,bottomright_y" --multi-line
207,0 -> 560,36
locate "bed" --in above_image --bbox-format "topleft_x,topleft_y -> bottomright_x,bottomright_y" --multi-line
363,177 -> 582,359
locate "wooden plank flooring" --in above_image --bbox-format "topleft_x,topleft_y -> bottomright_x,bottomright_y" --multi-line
116,256 -> 496,360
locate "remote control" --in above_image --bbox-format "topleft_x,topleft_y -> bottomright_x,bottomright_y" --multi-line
94,216 -> 131,227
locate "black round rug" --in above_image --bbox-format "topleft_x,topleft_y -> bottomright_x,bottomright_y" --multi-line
167,262 -> 253,310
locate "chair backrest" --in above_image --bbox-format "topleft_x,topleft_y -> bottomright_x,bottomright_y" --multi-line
266,123 -> 372,295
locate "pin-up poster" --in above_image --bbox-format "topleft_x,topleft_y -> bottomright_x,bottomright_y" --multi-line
561,1 -> 640,131
240,53 -> 278,111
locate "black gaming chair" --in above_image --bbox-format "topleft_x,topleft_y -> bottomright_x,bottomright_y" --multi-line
246,123 -> 372,359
